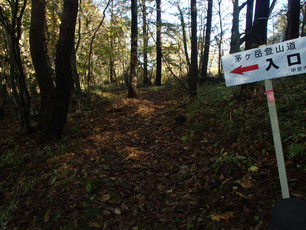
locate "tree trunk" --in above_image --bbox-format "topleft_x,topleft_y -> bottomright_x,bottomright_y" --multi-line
72,0 -> 82,94
217,0 -> 223,77
30,0 -> 56,128
109,0 -> 115,84
285,0 -> 300,40
301,3 -> 306,37
200,0 -> 213,79
155,0 -> 162,86
188,0 -> 198,97
0,1 -> 32,132
128,0 -> 138,98
245,0 -> 254,49
177,5 -> 190,68
71,47 -> 81,93
230,0 -> 240,53
44,0 -> 78,140
86,0 -> 111,92
240,0 -> 269,99
142,0 -> 150,86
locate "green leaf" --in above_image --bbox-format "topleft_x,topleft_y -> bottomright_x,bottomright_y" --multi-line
289,143 -> 304,160
86,183 -> 92,193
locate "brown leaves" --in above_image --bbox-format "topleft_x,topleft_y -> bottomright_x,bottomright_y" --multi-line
100,194 -> 111,202
211,211 -> 234,223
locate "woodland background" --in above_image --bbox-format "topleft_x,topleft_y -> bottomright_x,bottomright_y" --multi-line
0,0 -> 305,229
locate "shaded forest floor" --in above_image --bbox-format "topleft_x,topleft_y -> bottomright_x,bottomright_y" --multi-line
0,77 -> 305,230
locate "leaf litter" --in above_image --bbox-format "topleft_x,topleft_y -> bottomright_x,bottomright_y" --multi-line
0,85 -> 305,229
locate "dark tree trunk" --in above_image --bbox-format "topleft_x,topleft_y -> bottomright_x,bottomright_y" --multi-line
285,0 -> 300,40
109,0 -> 115,84
0,80 -> 8,118
128,0 -> 138,98
200,0 -> 212,79
240,0 -> 269,99
44,0 -> 78,140
178,5 -> 190,68
155,0 -> 162,86
142,0 -> 150,86
0,1 -> 32,132
30,0 -> 56,128
188,0 -> 198,97
248,0 -> 269,47
230,0 -> 240,53
71,47 -> 81,93
302,3 -> 306,37
216,0 -> 224,77
72,0 -> 82,93
245,0 -> 254,49
230,1 -> 247,53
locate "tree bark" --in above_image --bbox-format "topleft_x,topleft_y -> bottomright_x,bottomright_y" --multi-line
109,0 -> 115,84
30,0 -> 56,128
200,0 -> 213,79
217,0 -> 224,77
285,0 -> 300,40
71,47 -> 81,93
0,1 -> 32,132
302,3 -> 306,37
155,0 -> 162,86
230,0 -> 240,53
240,0 -> 269,99
142,0 -> 150,86
188,0 -> 198,97
245,0 -> 254,49
128,0 -> 138,98
177,5 -> 190,68
44,0 -> 78,140
86,0 -> 111,92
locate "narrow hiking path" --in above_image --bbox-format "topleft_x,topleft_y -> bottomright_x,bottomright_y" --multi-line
78,89 -> 214,229
63,88 -> 273,229
2,86 -> 304,229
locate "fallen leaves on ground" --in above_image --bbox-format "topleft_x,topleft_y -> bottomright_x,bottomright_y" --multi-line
0,86 -> 305,230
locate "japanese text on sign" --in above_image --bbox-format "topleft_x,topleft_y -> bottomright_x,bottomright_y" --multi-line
222,37 -> 306,86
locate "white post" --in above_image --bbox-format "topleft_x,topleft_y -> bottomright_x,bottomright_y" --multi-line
264,80 -> 290,198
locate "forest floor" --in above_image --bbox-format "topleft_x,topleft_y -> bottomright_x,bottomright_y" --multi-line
0,78 -> 305,230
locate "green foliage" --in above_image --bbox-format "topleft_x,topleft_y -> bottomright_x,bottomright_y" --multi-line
211,151 -> 246,174
182,76 -> 305,173
288,143 -> 305,160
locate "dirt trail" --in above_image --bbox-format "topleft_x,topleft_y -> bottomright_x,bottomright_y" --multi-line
1,88 -> 284,229
77,89 -> 213,229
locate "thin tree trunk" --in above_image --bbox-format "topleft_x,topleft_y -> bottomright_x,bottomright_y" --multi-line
155,0 -> 162,86
86,0 -> 111,92
44,0 -> 78,140
230,0 -> 240,53
109,0 -> 115,83
0,1 -> 32,131
188,0 -> 198,97
128,0 -> 138,98
217,0 -> 223,77
30,0 -> 56,128
71,47 -> 81,93
177,5 -> 190,68
200,0 -> 212,79
142,0 -> 150,86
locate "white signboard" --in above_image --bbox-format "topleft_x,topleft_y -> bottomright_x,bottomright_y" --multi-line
222,37 -> 306,87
